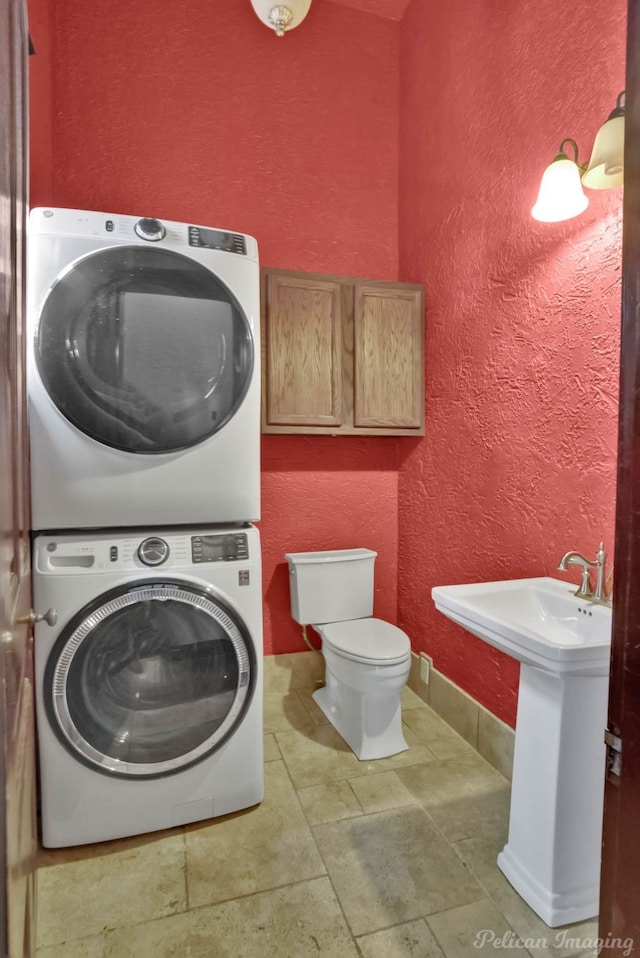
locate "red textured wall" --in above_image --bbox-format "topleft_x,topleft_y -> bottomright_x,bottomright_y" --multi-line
336,0 -> 410,20
27,0 -> 53,201
27,0 -> 401,656
27,0 -> 627,724
398,0 -> 626,725
41,0 -> 399,278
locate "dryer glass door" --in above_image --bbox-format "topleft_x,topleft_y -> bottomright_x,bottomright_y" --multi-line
35,246 -> 254,453
44,580 -> 256,778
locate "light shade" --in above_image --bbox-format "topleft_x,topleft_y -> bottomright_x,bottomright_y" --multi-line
251,0 -> 312,36
531,141 -> 589,223
582,93 -> 625,190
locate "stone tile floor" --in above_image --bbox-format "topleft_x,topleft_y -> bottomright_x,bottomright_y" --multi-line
36,654 -> 599,957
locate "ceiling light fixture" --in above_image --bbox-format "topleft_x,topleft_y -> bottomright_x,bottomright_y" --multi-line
251,0 -> 312,36
532,92 -> 625,223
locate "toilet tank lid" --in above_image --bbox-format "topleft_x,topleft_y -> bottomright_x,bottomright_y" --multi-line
285,548 -> 377,565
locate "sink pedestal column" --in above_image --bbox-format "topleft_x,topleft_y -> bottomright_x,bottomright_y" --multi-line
497,664 -> 609,927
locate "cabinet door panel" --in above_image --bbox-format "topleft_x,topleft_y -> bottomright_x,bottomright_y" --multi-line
354,285 -> 424,429
264,274 -> 343,427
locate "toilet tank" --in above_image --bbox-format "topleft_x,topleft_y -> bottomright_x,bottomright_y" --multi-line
284,548 -> 377,625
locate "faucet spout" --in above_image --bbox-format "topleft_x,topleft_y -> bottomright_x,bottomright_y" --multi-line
557,550 -> 593,572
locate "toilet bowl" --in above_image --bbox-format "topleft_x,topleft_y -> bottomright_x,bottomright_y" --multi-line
284,549 -> 411,761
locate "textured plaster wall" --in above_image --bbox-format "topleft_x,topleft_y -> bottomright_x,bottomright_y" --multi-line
42,0 -> 399,277
27,0 -> 53,201
335,0 -> 410,21
398,0 -> 626,725
32,0 -> 401,656
28,0 -> 627,719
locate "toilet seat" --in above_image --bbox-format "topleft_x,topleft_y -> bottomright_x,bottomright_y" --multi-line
316,618 -> 410,666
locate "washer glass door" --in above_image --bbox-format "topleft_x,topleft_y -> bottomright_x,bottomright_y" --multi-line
45,580 -> 255,778
35,246 -> 254,453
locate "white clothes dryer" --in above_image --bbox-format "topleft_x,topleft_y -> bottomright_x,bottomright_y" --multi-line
33,524 -> 263,847
27,207 -> 260,531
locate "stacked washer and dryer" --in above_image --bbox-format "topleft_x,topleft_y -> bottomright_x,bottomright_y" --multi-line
27,208 -> 264,847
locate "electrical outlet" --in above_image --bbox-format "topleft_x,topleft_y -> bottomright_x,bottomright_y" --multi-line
419,652 -> 430,684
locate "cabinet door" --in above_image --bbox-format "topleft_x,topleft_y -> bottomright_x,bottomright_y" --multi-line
354,284 -> 424,431
262,273 -> 347,428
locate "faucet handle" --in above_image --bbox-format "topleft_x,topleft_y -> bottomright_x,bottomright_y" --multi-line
593,541 -> 611,603
575,566 -> 594,599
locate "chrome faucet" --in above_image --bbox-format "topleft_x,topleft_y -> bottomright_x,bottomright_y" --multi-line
557,541 -> 611,605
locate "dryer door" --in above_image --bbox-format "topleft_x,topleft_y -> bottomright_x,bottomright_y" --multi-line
35,246 -> 254,453
44,580 -> 256,778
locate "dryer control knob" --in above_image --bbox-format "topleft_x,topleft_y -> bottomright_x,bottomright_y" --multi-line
138,537 -> 170,566
134,217 -> 166,242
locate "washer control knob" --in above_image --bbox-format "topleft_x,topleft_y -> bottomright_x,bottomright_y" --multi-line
134,217 -> 166,242
138,537 -> 170,566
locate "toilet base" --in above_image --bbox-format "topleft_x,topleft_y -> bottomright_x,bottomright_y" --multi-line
312,670 -> 409,762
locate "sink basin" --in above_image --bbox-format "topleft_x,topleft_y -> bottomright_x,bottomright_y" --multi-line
432,576 -> 612,675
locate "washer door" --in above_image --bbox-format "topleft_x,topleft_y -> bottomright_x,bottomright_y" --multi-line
35,246 -> 254,453
44,580 -> 256,778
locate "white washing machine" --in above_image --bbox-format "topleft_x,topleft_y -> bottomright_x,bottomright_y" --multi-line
32,524 -> 263,847
27,207 -> 260,531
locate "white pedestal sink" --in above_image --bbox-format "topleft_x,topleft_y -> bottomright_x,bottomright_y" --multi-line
432,577 -> 612,928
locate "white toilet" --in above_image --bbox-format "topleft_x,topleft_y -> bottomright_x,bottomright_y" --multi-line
284,548 -> 412,761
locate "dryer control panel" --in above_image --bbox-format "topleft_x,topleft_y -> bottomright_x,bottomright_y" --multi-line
27,208 -> 259,261
188,226 -> 247,255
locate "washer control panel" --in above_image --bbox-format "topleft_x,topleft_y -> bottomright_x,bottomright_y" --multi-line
35,528 -> 254,574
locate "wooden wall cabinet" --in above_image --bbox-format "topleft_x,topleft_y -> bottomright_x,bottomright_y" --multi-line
261,268 -> 425,436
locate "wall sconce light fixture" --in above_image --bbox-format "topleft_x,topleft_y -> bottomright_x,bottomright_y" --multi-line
531,92 -> 625,223
531,139 -> 590,223
251,0 -> 312,36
